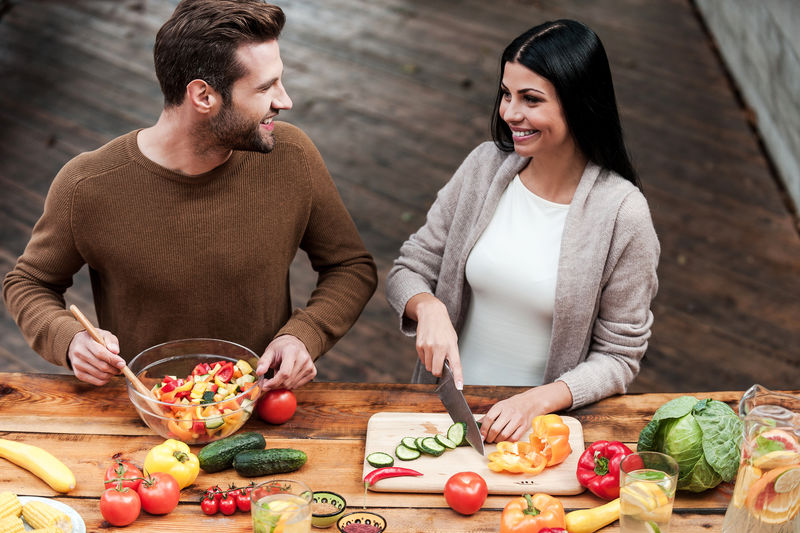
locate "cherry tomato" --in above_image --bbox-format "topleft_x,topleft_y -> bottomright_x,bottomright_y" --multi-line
100,486 -> 141,526
256,389 -> 297,424
444,471 -> 488,515
219,495 -> 237,515
200,496 -> 219,515
236,490 -> 251,512
104,459 -> 143,491
137,472 -> 180,515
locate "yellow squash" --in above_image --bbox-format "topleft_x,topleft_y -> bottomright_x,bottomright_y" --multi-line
565,498 -> 620,533
0,439 -> 76,494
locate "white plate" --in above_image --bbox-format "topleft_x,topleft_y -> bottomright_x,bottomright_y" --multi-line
18,496 -> 86,533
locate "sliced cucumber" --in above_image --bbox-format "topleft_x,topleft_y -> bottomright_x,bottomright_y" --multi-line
366,452 -> 394,468
204,414 -> 224,429
401,437 -> 419,451
414,437 -> 426,452
240,398 -> 255,414
418,437 -> 446,457
395,444 -> 421,461
447,422 -> 467,446
434,434 -> 457,449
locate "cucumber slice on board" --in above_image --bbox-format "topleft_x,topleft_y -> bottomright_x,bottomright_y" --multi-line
434,434 -> 457,449
400,437 -> 419,451
447,422 -> 468,446
366,452 -> 394,468
418,437 -> 446,457
395,444 -> 421,461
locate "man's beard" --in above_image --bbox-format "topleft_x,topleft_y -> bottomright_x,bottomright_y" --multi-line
205,102 -> 275,154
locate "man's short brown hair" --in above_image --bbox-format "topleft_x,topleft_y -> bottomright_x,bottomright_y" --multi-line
154,0 -> 285,107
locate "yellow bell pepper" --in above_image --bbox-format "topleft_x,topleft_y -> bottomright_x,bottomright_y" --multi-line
488,441 -> 548,475
144,439 -> 199,489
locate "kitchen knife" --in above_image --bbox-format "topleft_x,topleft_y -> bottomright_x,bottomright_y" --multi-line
435,362 -> 485,455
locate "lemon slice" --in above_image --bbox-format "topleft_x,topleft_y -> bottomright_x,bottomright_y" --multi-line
774,466 -> 800,493
267,500 -> 298,513
732,465 -> 762,508
753,451 -> 800,470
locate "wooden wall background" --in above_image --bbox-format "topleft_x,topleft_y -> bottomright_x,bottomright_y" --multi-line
1,0 -> 798,393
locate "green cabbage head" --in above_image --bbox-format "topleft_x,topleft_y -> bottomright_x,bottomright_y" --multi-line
637,396 -> 743,492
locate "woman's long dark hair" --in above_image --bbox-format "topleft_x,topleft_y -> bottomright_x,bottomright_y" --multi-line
491,20 -> 640,190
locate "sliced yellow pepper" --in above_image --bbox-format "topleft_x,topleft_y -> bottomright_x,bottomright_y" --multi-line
488,441 -> 548,475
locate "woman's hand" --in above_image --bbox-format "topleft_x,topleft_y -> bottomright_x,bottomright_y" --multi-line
405,293 -> 464,389
68,329 -> 125,386
480,381 -> 573,443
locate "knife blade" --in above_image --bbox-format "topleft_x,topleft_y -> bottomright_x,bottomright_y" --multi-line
435,362 -> 485,455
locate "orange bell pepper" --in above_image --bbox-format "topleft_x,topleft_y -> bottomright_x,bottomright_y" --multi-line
488,442 -> 548,475
500,493 -> 566,533
529,414 -> 571,467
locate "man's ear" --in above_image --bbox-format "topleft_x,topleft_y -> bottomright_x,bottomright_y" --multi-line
185,79 -> 220,114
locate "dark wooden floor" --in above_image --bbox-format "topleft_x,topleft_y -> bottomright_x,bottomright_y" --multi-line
1,0 -> 798,392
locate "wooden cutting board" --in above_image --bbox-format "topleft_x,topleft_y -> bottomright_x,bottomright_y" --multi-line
363,412 -> 585,495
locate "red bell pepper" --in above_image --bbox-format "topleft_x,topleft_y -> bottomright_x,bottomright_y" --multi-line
576,440 -> 633,500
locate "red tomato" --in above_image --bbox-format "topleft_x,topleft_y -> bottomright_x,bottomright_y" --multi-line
137,472 -> 180,515
103,460 -> 143,491
201,496 -> 218,515
235,490 -> 251,512
219,495 -> 237,515
444,472 -> 488,515
100,486 -> 141,526
256,389 -> 297,424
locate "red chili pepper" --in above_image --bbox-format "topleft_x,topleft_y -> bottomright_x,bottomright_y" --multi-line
363,467 -> 422,488
576,440 -> 634,500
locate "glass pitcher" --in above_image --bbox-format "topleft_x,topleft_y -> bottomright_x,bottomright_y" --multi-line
722,385 -> 800,533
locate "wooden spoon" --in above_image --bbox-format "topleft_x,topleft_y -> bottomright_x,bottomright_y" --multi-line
68,305 -> 159,405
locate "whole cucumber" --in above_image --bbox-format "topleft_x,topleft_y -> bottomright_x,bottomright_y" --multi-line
198,432 -> 266,473
233,448 -> 307,477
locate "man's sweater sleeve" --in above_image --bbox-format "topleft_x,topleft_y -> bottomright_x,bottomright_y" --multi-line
274,131 -> 377,358
3,166 -> 87,367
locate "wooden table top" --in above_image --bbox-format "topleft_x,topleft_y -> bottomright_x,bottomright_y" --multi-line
1,373 -> 790,532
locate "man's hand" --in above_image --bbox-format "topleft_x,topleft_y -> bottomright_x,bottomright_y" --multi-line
68,329 -> 125,386
257,335 -> 317,391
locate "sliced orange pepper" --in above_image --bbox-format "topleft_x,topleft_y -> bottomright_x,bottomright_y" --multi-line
529,414 -> 571,467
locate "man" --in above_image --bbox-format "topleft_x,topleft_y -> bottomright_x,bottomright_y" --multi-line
2,0 -> 377,391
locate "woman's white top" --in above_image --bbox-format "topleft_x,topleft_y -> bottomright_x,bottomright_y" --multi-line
458,175 -> 569,386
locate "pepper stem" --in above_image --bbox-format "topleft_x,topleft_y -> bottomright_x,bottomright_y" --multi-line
174,450 -> 190,463
594,452 -> 610,476
523,494 -> 540,516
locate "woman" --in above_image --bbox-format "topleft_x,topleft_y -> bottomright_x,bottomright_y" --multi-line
385,19 -> 660,443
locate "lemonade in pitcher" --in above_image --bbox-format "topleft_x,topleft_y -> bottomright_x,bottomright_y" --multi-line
722,385 -> 800,533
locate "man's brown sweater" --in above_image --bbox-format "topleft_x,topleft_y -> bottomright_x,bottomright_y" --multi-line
3,122 -> 377,367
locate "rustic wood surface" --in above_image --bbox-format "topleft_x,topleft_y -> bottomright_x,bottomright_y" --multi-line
1,0 -> 798,393
3,374 -> 790,532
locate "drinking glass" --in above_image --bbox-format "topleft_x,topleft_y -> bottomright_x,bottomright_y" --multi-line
251,479 -> 312,533
619,451 -> 679,533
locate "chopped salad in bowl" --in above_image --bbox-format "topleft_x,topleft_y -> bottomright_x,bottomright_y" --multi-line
127,339 -> 263,444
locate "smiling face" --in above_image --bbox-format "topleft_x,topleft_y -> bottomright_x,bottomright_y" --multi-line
208,40 -> 292,153
499,61 -> 576,160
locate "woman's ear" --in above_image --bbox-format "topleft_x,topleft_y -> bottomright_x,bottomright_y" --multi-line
185,79 -> 219,114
